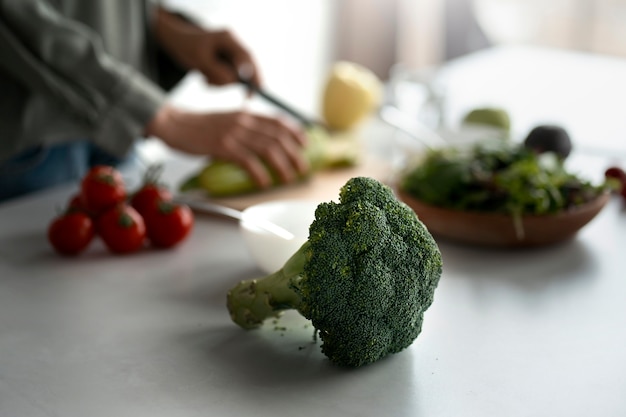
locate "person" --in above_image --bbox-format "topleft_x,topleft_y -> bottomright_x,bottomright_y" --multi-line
0,0 -> 309,201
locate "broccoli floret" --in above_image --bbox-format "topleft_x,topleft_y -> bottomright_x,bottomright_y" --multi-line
227,177 -> 443,367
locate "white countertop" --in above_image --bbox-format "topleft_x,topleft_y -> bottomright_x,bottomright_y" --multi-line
2,46 -> 626,416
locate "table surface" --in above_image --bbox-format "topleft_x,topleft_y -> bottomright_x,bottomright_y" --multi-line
2,46 -> 626,417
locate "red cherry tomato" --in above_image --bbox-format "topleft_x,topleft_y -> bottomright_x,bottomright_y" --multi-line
144,200 -> 194,248
130,164 -> 172,216
67,192 -> 86,212
80,165 -> 126,215
130,183 -> 172,217
604,166 -> 626,200
48,211 -> 95,256
96,204 -> 146,254
605,166 -> 626,182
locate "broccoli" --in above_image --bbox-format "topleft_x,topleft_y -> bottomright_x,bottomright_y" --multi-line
227,177 -> 443,367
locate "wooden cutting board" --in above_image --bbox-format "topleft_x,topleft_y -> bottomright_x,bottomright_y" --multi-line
209,154 -> 392,211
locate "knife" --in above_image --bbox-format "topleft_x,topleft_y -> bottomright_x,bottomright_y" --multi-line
174,195 -> 295,240
219,53 -> 326,129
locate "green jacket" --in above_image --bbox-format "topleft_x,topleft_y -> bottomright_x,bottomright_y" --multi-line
0,0 -> 184,162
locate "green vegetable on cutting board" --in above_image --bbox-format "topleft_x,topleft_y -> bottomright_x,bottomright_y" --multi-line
179,126 -> 360,197
226,177 -> 443,367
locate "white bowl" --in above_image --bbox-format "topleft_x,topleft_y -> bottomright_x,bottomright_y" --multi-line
239,200 -> 320,274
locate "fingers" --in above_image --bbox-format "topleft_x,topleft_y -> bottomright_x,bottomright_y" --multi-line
223,143 -> 274,189
157,108 -> 309,189
230,52 -> 261,88
219,30 -> 262,87
203,30 -> 262,88
235,114 -> 309,185
217,113 -> 309,187
205,61 -> 238,86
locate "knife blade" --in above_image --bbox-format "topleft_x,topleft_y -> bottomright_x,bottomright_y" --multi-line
174,195 -> 295,240
219,52 -> 326,129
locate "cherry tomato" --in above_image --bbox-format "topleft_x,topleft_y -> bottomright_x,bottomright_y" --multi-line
130,164 -> 172,216
80,165 -> 126,215
67,193 -> 86,212
144,200 -> 194,248
48,212 -> 95,256
604,166 -> 626,200
130,183 -> 172,217
605,166 -> 626,182
96,204 -> 146,254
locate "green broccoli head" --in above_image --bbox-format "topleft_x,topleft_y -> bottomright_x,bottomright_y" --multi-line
226,177 -> 442,367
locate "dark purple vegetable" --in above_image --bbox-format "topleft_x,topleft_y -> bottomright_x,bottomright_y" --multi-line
524,125 -> 572,159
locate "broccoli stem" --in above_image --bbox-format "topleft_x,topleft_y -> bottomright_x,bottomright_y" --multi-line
227,242 -> 309,329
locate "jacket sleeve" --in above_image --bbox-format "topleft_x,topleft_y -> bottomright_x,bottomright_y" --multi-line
0,0 -> 166,155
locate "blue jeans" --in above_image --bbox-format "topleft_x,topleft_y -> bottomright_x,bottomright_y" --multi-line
0,141 -> 135,202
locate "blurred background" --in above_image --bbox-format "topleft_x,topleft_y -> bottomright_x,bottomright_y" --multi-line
162,0 -> 626,155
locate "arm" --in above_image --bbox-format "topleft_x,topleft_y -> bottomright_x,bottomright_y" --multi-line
144,107 -> 309,188
152,7 -> 262,88
0,1 -> 307,186
146,7 -> 310,187
0,0 -> 165,156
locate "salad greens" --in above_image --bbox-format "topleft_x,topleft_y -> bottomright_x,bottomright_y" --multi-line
399,140 -> 607,217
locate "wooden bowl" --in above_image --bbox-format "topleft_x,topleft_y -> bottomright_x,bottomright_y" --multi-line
397,190 -> 610,247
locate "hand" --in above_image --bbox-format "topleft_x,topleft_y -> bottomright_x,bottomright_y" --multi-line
145,106 -> 309,188
154,8 -> 262,88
